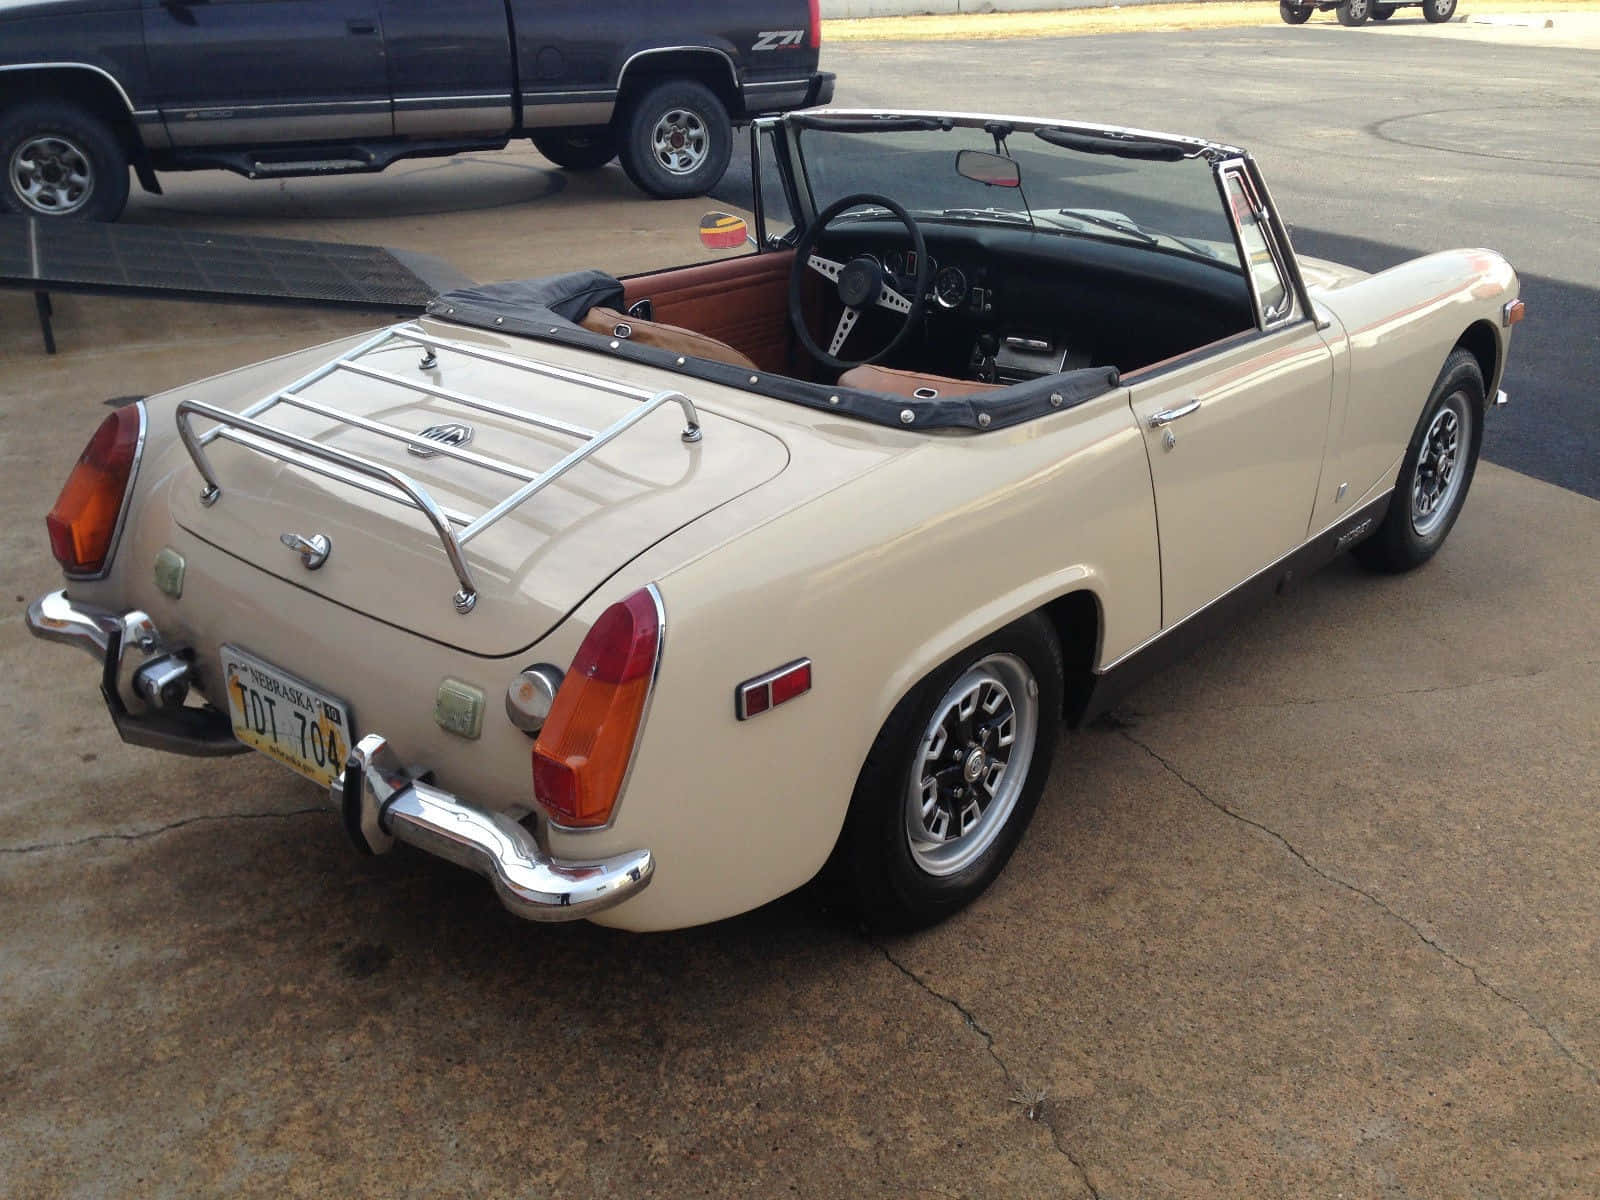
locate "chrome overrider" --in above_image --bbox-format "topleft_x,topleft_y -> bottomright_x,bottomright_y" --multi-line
26,589 -> 655,922
336,735 -> 654,921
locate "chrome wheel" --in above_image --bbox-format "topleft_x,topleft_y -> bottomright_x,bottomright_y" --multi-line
1349,0 -> 1369,17
1411,393 -> 1470,537
9,133 -> 93,215
904,653 -> 1039,878
650,107 -> 710,176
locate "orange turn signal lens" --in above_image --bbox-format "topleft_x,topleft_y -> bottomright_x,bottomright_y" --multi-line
531,587 -> 662,829
1503,298 -> 1525,327
46,404 -> 143,576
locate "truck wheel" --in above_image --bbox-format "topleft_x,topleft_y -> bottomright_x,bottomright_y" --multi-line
1372,4 -> 1395,18
1336,0 -> 1371,24
828,613 -> 1063,932
1353,348 -> 1484,574
1422,0 -> 1456,21
530,128 -> 617,171
616,78 -> 732,200
0,100 -> 130,221
1279,2 -> 1314,23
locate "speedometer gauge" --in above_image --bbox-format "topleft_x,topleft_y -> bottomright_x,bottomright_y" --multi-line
933,266 -> 968,309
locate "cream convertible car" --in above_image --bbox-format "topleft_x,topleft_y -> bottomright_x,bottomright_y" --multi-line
29,110 -> 1522,932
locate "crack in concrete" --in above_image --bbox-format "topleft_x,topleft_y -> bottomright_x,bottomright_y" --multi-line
1133,658 -> 1600,719
872,940 -> 1103,1199
1121,731 -> 1600,1090
0,807 -> 327,856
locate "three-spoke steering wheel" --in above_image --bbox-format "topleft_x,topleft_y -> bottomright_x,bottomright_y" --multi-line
788,193 -> 931,373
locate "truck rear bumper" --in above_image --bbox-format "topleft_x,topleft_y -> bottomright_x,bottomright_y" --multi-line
740,71 -> 835,117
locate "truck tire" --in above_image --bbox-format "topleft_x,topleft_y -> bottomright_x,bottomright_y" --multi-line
1279,2 -> 1314,23
616,78 -> 732,200
530,127 -> 617,171
0,99 -> 130,221
1336,0 -> 1370,23
1422,0 -> 1456,20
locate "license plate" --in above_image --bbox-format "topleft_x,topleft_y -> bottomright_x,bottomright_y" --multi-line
220,646 -> 353,788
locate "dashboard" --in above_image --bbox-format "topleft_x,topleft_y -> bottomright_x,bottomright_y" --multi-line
816,220 -> 1254,384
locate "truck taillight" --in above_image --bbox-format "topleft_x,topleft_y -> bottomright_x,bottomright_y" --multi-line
46,404 -> 143,577
808,0 -> 821,47
532,586 -> 663,829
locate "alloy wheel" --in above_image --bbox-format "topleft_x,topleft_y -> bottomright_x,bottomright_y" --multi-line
650,108 -> 710,176
1411,393 -> 1470,536
10,134 -> 94,215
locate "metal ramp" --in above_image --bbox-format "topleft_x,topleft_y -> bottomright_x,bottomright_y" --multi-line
1,215 -> 464,353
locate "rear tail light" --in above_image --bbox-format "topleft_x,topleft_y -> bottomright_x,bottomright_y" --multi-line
532,586 -> 663,829
808,0 -> 821,48
46,404 -> 144,577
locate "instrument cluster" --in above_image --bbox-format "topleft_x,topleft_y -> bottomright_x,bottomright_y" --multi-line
883,249 -> 986,312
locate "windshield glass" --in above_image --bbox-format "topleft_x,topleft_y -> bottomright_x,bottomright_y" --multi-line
794,119 -> 1243,271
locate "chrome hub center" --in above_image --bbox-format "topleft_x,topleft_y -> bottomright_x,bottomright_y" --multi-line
962,747 -> 988,783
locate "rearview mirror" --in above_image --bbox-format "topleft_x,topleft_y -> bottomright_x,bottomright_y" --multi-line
956,150 -> 1021,189
699,211 -> 752,250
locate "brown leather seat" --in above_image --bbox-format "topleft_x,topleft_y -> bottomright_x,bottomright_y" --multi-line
836,364 -> 1004,399
580,306 -> 757,371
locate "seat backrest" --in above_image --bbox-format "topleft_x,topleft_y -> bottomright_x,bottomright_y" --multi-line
579,307 -> 758,371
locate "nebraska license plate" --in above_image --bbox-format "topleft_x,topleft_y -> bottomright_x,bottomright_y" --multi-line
220,646 -> 353,788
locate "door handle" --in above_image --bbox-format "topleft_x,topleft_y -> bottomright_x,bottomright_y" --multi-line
347,18 -> 377,34
1148,399 -> 1201,428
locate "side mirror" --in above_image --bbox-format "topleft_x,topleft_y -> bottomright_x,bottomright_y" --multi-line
956,149 -> 1021,189
699,211 -> 752,251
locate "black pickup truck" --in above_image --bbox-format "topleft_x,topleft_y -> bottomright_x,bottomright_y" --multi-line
0,0 -> 834,220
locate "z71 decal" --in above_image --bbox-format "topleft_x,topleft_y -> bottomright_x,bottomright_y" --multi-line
754,30 -> 805,51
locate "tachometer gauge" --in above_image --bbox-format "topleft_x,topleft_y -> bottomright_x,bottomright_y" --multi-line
933,266 -> 968,309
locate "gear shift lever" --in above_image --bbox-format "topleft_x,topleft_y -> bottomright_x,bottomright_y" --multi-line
974,333 -> 999,383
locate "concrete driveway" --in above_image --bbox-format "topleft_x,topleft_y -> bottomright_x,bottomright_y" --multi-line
2,15 -> 1596,1199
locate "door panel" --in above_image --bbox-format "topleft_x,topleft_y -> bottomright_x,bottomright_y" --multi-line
143,0 -> 391,146
621,252 -> 800,376
1128,322 -> 1333,625
379,0 -> 513,137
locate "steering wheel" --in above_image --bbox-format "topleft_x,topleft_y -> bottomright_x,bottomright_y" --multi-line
788,192 -> 931,373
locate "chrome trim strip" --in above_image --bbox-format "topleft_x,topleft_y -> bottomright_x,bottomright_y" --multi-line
393,93 -> 512,107
520,88 -> 617,103
176,99 -> 391,118
336,733 -> 653,920
0,63 -> 136,114
1097,488 -> 1395,673
743,78 -> 816,91
616,45 -> 738,93
64,401 -> 146,582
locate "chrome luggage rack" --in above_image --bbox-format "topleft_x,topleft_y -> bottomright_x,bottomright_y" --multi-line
174,321 -> 703,615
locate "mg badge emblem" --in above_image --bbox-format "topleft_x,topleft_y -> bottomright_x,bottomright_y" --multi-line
408,422 -> 474,458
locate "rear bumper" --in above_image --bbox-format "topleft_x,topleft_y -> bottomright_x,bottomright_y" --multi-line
739,70 -> 835,117
27,588 -> 654,923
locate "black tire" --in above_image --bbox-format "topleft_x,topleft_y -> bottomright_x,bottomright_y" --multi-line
1337,0 -> 1371,24
529,127 -> 617,171
1353,348 -> 1485,574
615,78 -> 733,200
0,99 -> 130,221
1372,4 -> 1395,18
1280,2 -> 1314,23
827,614 -> 1064,932
1421,0 -> 1456,21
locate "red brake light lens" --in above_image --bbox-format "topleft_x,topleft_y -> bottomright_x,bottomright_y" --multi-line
808,0 -> 821,48
532,587 -> 662,828
46,405 -> 142,576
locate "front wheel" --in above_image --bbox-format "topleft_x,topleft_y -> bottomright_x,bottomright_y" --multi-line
1353,348 -> 1484,573
1422,0 -> 1457,21
1337,0 -> 1371,24
828,614 -> 1063,931
616,78 -> 733,199
1280,2 -> 1314,23
0,100 -> 130,221
530,127 -> 616,170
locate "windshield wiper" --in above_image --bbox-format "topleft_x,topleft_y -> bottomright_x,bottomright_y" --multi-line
1051,209 -> 1156,245
938,207 -> 1032,226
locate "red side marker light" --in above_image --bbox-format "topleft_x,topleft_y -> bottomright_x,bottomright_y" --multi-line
736,659 -> 812,721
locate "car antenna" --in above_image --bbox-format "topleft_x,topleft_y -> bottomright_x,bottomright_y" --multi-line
984,121 -> 1035,230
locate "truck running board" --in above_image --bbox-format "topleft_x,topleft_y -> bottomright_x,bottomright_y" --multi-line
167,138 -> 510,181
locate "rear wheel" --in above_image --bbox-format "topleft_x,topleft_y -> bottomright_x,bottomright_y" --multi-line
1422,0 -> 1457,21
1353,348 -> 1484,573
1280,2 -> 1314,22
828,614 -> 1063,931
1337,0 -> 1371,24
0,100 -> 129,221
616,78 -> 733,199
530,127 -> 617,171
